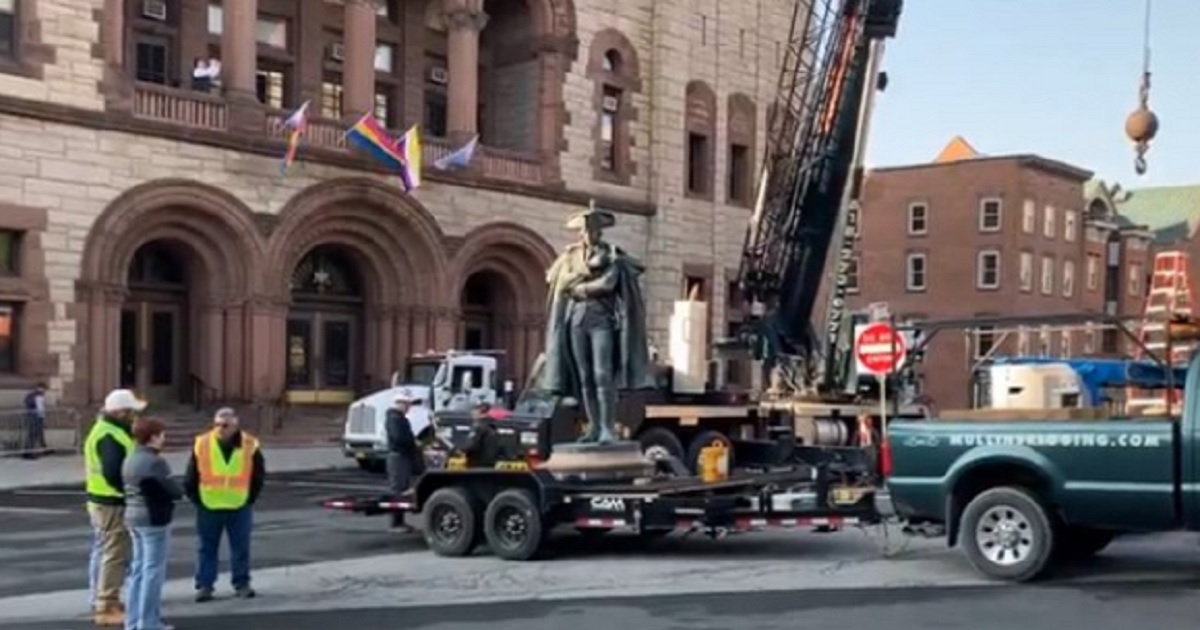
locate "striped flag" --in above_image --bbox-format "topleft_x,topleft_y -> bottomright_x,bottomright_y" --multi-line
433,135 -> 479,171
279,100 -> 310,175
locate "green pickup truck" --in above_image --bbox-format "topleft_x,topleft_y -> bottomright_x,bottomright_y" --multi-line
885,361 -> 1194,582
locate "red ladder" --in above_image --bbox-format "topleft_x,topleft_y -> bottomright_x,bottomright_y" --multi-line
1127,251 -> 1195,414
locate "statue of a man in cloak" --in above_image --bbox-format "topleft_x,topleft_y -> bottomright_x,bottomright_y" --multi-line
541,207 -> 655,443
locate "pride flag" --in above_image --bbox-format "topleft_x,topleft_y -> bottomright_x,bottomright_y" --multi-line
345,112 -> 406,171
280,100 -> 310,175
394,125 -> 422,192
433,135 -> 478,171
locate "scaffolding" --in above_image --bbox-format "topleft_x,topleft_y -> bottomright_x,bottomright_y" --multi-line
1127,251 -> 1196,414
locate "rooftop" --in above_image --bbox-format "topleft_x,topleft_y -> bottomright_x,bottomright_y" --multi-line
869,136 -> 1094,182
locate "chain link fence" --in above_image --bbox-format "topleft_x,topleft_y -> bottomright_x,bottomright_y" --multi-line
0,407 -> 84,457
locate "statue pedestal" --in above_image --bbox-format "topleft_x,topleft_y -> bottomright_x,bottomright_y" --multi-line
537,441 -> 654,483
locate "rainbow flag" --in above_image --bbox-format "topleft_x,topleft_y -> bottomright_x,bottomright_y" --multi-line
280,100 -> 310,175
345,112 -> 406,170
394,125 -> 422,192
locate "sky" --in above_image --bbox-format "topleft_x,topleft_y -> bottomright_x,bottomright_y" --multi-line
865,0 -> 1200,188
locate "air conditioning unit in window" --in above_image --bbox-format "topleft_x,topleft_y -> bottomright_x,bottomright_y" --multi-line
602,95 -> 619,112
328,43 -> 345,61
141,0 -> 168,21
428,67 -> 448,84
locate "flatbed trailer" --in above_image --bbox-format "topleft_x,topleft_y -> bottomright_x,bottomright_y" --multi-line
323,463 -> 892,560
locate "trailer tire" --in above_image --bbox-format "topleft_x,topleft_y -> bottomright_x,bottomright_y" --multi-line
686,430 -> 734,474
960,486 -> 1055,582
484,489 -> 546,561
637,427 -> 686,463
423,487 -> 480,557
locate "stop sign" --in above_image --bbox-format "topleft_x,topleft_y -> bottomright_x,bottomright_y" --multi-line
855,322 -> 907,376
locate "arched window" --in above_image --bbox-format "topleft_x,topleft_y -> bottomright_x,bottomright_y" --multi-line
587,30 -> 642,185
684,80 -> 716,199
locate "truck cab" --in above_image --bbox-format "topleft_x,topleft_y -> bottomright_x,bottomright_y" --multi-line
341,351 -> 506,470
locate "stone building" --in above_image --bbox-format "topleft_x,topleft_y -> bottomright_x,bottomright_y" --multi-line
845,138 -> 1154,409
0,0 -> 792,409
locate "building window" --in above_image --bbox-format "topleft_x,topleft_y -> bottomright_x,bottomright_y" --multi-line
686,132 -> 710,194
0,0 -> 16,58
1019,251 -> 1033,293
320,71 -> 343,119
0,304 -> 13,374
684,80 -> 716,198
1043,205 -> 1056,238
974,325 -> 996,359
374,89 -> 394,126
255,62 -> 289,109
728,143 -> 751,204
1128,263 -> 1143,296
977,250 -> 1000,289
134,36 -> 171,84
1064,210 -> 1077,242
374,43 -> 394,72
1022,199 -> 1036,233
423,54 -> 447,137
907,203 -> 928,235
978,198 -> 1002,232
599,85 -> 620,170
1041,255 -> 1054,295
0,230 -> 18,275
255,15 -> 289,48
845,256 -> 860,293
1062,259 -> 1075,298
906,252 -> 927,292
1086,253 -> 1101,290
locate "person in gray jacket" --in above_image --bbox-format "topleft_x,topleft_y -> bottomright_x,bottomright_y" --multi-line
123,418 -> 183,630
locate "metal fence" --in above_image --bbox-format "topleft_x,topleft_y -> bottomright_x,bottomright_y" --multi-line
0,407 -> 84,457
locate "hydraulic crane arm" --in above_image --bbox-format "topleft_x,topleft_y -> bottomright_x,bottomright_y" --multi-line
736,0 -> 901,396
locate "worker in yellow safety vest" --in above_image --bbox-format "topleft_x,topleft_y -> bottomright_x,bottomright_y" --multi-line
183,407 -> 266,603
85,388 -> 145,626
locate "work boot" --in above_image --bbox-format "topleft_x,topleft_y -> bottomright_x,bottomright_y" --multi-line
195,587 -> 214,602
92,602 -> 123,626
235,586 -> 257,599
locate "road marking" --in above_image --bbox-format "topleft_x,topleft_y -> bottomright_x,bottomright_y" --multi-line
0,506 -> 74,515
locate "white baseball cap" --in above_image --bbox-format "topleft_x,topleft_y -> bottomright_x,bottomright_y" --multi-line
103,389 -> 148,413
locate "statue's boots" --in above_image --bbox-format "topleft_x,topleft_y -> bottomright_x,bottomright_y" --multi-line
595,386 -> 618,444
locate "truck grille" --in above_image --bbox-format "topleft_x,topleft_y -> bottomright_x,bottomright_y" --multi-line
347,405 -> 377,435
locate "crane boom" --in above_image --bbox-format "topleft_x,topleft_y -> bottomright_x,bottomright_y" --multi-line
736,0 -> 901,397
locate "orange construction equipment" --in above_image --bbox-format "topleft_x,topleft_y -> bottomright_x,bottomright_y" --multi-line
1127,251 -> 1196,414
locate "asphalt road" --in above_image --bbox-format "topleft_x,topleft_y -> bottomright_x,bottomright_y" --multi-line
0,468 -> 398,598
18,582 -> 1200,630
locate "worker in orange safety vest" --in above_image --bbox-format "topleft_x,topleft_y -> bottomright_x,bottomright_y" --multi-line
183,407 -> 266,603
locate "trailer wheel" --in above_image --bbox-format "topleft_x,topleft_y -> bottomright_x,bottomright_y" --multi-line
637,427 -> 686,463
960,486 -> 1055,582
484,489 -> 546,561
423,487 -> 480,557
685,430 -> 734,474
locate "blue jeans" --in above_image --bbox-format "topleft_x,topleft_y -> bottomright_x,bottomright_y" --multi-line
126,526 -> 170,630
194,506 -> 252,591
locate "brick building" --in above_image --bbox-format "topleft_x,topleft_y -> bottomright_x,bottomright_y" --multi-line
0,0 -> 792,409
845,138 -> 1153,409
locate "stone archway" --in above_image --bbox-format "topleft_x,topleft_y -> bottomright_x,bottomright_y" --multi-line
449,222 -> 555,387
77,179 -> 264,404
267,178 -> 451,400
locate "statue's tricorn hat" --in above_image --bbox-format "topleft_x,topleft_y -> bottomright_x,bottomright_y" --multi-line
565,206 -> 616,230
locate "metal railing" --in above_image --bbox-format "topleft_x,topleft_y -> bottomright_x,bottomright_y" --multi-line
0,407 -> 84,457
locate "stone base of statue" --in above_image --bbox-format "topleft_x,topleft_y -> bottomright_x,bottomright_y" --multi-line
536,441 -> 654,483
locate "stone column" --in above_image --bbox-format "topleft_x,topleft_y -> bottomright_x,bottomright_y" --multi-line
245,298 -> 288,402
222,0 -> 264,131
223,303 -> 246,399
444,0 -> 487,142
87,283 -> 125,402
102,0 -> 124,68
343,0 -> 379,121
198,302 -> 226,399
393,307 -> 413,377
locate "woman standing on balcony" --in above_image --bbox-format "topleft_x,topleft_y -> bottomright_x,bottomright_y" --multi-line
123,418 -> 183,630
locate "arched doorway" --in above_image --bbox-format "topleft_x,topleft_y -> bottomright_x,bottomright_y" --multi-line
285,245 -> 364,404
120,241 -> 189,405
460,270 -> 518,351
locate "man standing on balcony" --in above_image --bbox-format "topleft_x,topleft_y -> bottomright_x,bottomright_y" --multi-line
184,408 -> 266,602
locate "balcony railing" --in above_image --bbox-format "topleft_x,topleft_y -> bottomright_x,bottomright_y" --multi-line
126,90 -> 545,187
133,84 -> 228,131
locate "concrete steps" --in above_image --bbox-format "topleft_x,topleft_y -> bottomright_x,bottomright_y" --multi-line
159,404 -> 344,451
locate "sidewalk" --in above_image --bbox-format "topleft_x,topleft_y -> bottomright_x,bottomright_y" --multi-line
0,446 -> 353,490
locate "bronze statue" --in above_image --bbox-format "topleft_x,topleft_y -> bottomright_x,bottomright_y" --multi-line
541,207 -> 655,443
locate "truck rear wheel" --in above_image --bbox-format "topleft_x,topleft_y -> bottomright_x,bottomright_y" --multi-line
960,486 -> 1054,582
423,487 -> 480,557
637,427 -> 686,463
686,430 -> 734,474
484,489 -> 546,561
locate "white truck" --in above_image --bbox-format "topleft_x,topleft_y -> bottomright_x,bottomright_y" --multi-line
340,351 -> 513,471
